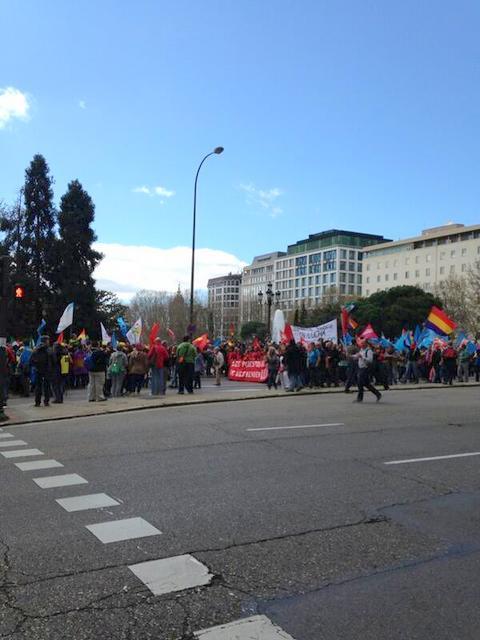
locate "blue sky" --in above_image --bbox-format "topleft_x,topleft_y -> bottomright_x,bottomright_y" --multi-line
1,0 -> 479,296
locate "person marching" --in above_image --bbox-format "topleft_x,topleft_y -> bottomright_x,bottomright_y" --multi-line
352,339 -> 382,403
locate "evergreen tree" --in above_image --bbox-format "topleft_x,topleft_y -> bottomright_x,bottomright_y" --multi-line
53,180 -> 102,332
168,286 -> 187,338
22,155 -> 57,325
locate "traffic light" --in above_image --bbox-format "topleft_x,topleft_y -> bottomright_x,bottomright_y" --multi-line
0,256 -> 9,299
14,284 -> 26,300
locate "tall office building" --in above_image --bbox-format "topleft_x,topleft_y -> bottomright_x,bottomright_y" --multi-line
239,252 -> 286,324
274,230 -> 388,315
362,223 -> 480,296
207,273 -> 242,337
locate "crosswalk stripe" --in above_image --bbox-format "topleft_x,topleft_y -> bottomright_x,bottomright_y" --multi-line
194,615 -> 296,639
15,459 -> 64,471
129,554 -> 213,596
1,449 -> 44,458
0,440 -> 28,448
56,493 -> 120,512
0,433 -> 14,439
33,474 -> 88,489
85,517 -> 162,543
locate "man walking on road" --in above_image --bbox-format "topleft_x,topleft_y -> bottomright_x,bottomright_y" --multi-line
176,335 -> 196,394
352,339 -> 382,403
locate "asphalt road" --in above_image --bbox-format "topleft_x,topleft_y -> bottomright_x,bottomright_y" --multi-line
1,387 -> 479,639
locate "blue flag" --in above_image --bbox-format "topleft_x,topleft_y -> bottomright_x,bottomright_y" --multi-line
36,319 -> 47,346
342,333 -> 353,346
455,331 -> 467,348
466,341 -> 476,355
212,338 -> 222,348
117,317 -> 128,337
111,331 -> 118,349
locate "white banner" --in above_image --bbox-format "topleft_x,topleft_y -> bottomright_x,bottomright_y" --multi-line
126,317 -> 142,344
292,319 -> 338,344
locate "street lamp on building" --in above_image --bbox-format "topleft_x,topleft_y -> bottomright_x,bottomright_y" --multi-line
258,282 -> 281,334
189,146 -> 224,331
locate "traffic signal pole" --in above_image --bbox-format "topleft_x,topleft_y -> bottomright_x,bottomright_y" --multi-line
0,256 -> 10,421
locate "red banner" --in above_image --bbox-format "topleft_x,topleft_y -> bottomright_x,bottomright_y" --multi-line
228,359 -> 268,383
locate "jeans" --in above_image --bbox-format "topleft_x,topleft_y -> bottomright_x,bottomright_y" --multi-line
288,373 -> 303,391
111,373 -> 125,397
52,372 -> 64,402
150,367 -> 165,395
457,363 -> 469,382
88,371 -> 106,401
129,373 -> 145,393
267,368 -> 278,389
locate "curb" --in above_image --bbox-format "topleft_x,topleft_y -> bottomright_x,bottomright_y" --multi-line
4,382 -> 479,427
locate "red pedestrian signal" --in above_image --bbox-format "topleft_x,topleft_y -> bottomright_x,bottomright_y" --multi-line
14,284 -> 25,300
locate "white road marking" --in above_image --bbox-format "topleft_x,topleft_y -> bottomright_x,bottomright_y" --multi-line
195,615 -> 296,639
247,423 -> 345,432
129,554 -> 213,595
1,449 -> 44,458
0,440 -> 28,448
56,493 -> 119,512
384,451 -> 480,465
85,517 -> 162,543
0,433 -> 14,439
15,460 -> 64,471
33,473 -> 88,489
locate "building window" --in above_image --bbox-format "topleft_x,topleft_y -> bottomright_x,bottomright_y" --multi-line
405,271 -> 409,279
357,275 -> 362,284
440,266 -> 445,275
405,257 -> 409,265
377,275 -> 381,282
451,250 -> 456,258
349,273 -> 355,283
393,273 -> 397,280
426,268 -> 431,276
348,262 -> 355,271
385,274 -> 389,282
462,263 -> 467,272
340,284 -> 346,294
330,273 -> 336,283
366,276 -> 370,283
349,250 -> 355,259
366,264 -> 370,271
450,265 -> 455,274
340,261 -> 346,270
426,254 -> 432,262
415,270 -> 419,278
440,252 -> 445,260
340,249 -> 347,259
340,273 -> 346,283
415,256 -> 419,264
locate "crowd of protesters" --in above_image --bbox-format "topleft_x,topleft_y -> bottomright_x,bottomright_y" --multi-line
0,331 -> 479,408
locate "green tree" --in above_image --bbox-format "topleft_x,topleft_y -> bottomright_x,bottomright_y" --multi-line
22,155 -> 57,324
53,180 -> 102,332
95,290 -> 128,337
240,320 -> 267,341
354,286 -> 441,338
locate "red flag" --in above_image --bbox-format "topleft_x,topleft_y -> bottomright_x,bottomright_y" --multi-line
281,323 -> 295,344
167,328 -> 175,340
348,317 -> 359,330
57,332 -> 64,344
252,337 -> 261,351
341,308 -> 349,336
192,333 -> 209,351
149,322 -> 160,346
360,323 -> 378,340
229,322 -> 235,336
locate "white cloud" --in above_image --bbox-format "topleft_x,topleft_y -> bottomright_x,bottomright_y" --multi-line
93,242 -> 246,300
0,87 -> 30,129
79,100 -> 87,109
132,185 -> 175,198
239,183 -> 284,218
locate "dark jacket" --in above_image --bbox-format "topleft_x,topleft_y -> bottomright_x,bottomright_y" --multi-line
30,344 -> 55,376
284,342 -> 303,375
90,348 -> 109,373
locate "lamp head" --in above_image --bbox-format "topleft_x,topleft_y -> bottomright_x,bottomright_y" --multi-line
214,146 -> 224,155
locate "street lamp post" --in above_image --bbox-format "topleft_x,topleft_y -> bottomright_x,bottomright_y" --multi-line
189,146 -> 224,332
258,283 -> 281,336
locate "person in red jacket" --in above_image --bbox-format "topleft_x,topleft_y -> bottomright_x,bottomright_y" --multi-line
147,338 -> 169,395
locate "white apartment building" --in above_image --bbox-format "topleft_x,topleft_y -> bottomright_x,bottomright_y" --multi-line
274,230 -> 388,314
207,273 -> 242,337
239,252 -> 285,324
362,223 -> 480,297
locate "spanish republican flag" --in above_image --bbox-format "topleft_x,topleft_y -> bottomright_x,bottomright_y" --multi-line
425,306 -> 457,336
192,333 -> 209,351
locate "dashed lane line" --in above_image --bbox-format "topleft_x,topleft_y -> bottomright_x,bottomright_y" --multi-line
384,451 -> 480,465
247,422 -> 345,432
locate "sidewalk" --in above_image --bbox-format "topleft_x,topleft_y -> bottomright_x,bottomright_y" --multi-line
3,380 -> 479,426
